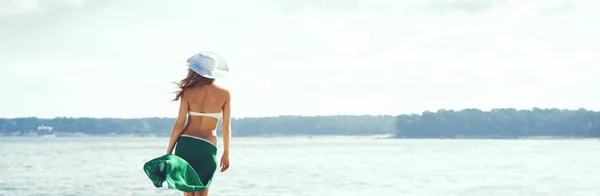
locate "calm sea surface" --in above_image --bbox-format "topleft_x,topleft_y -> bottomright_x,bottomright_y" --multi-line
1,136 -> 599,196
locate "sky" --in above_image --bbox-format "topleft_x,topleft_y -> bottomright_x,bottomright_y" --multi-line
1,0 -> 599,118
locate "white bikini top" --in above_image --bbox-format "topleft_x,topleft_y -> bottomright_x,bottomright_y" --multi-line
187,88 -> 222,119
188,111 -> 221,119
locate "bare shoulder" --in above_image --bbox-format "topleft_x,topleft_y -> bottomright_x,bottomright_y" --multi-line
212,84 -> 231,98
180,88 -> 191,99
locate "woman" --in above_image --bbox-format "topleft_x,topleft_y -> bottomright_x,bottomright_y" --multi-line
143,51 -> 231,196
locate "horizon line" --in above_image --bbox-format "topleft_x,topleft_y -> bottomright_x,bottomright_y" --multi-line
1,107 -> 596,119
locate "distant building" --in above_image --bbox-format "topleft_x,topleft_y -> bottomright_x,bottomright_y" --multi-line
37,125 -> 54,134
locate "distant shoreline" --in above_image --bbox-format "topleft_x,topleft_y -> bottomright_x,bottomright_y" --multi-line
3,108 -> 600,139
1,133 -> 597,141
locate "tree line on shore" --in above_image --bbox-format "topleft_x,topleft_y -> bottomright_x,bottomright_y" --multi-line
395,108 -> 600,138
0,115 -> 395,137
1,108 -> 599,138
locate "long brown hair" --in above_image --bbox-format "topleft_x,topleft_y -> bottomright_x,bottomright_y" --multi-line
173,68 -> 214,101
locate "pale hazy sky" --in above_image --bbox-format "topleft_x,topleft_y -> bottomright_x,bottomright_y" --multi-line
1,0 -> 599,118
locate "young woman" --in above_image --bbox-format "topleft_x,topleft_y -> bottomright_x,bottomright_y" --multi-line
144,52 -> 231,196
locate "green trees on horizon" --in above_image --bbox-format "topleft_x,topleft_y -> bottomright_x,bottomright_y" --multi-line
0,115 -> 395,136
1,108 -> 599,138
395,108 -> 600,138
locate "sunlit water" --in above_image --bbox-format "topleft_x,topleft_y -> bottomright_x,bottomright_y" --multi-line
1,136 -> 599,196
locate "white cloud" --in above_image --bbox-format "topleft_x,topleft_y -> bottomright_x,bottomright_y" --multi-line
0,0 -> 41,18
0,0 -> 88,18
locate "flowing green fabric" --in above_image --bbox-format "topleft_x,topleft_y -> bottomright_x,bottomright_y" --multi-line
143,154 -> 205,192
143,136 -> 217,192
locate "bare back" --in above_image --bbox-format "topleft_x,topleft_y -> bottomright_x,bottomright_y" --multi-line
179,84 -> 230,145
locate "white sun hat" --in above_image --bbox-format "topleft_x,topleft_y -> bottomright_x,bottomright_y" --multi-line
185,51 -> 229,79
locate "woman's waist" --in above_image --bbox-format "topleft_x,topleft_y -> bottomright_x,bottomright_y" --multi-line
181,129 -> 216,138
180,131 -> 217,146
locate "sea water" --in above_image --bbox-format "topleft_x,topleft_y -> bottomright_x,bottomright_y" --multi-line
1,136 -> 599,196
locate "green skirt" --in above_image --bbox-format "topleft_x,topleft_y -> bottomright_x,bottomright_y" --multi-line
143,136 -> 218,192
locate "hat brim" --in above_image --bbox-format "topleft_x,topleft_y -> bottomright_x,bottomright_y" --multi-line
186,52 -> 229,79
188,64 -> 228,79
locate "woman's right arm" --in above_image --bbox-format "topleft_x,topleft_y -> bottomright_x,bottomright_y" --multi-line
220,91 -> 231,172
